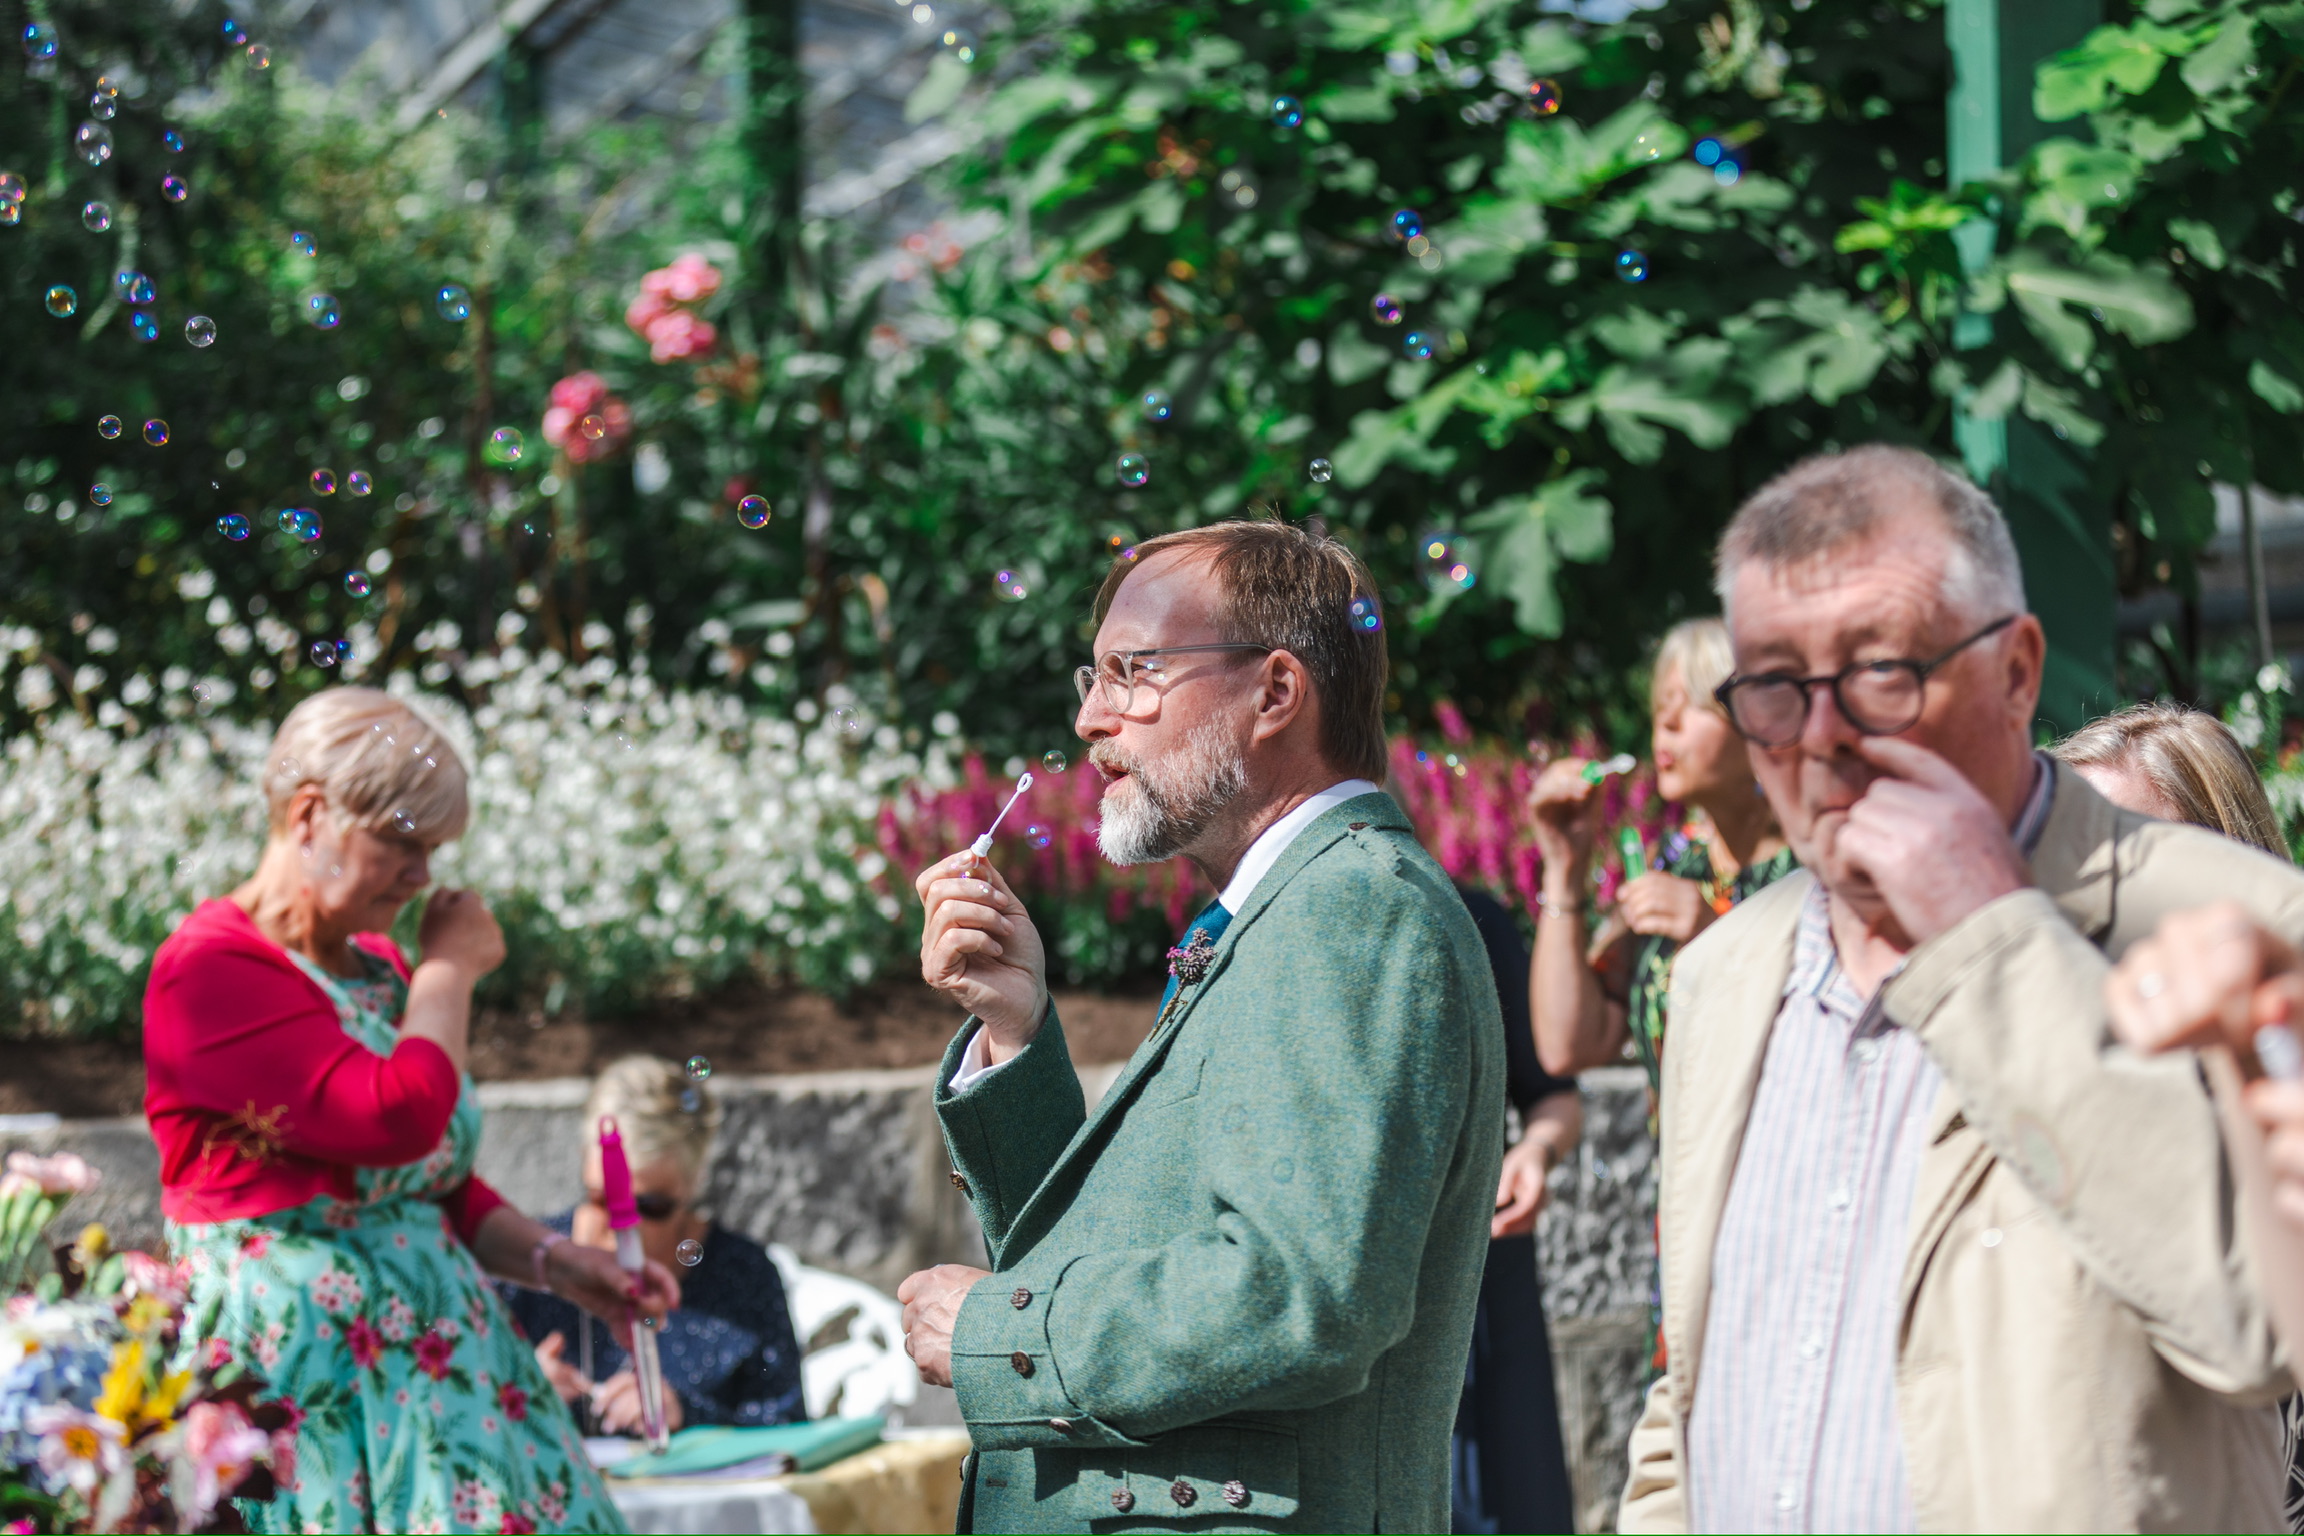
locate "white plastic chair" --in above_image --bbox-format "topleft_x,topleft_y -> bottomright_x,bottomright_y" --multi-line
767,1244 -> 920,1424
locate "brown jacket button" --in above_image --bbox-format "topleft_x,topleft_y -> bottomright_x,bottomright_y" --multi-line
1048,1417 -> 1073,1432
1348,821 -> 1368,830
950,1171 -> 969,1194
1110,1489 -> 1135,1513
1010,1350 -> 1034,1377
1010,1286 -> 1033,1309
1222,1479 -> 1249,1508
1169,1479 -> 1197,1508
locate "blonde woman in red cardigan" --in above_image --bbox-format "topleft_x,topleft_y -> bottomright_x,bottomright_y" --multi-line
145,687 -> 677,1534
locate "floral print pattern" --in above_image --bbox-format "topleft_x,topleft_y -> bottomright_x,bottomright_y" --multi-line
168,950 -> 624,1533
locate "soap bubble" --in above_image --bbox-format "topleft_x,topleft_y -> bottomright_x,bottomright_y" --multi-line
45,285 -> 76,317
279,506 -> 322,541
89,82 -> 117,119
347,470 -> 372,495
435,284 -> 470,321
75,122 -> 112,167
184,314 -> 216,347
81,201 -> 111,232
1529,78 -> 1563,116
163,130 -> 185,154
1369,293 -> 1403,326
485,427 -> 524,465
160,174 -> 188,203
88,483 -> 111,507
245,44 -> 268,68
390,808 -> 416,833
289,231 -> 315,257
1693,137 -> 1723,167
1616,249 -> 1648,283
1140,388 -> 1172,423
1025,824 -> 1052,850
217,513 -> 250,541
129,312 -> 158,342
1631,128 -> 1668,161
1402,330 -> 1436,361
22,23 -> 57,61
307,294 -> 341,329
578,414 -> 607,441
344,571 -> 371,598
116,270 -> 155,306
1349,596 -> 1382,633
994,569 -> 1027,602
685,1055 -> 713,1081
1115,453 -> 1149,487
1712,160 -> 1742,187
737,494 -> 770,528
1309,458 -> 1333,483
1270,95 -> 1303,129
1042,750 -> 1069,774
0,205 -> 18,228
142,419 -> 169,447
0,172 -> 23,204
97,415 -> 121,439
310,468 -> 336,496
1391,208 -> 1423,241
676,1239 -> 703,1266
310,640 -> 337,668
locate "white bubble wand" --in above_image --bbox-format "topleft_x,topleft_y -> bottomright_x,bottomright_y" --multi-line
970,772 -> 1034,858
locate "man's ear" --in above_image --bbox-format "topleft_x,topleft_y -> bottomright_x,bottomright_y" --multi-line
1251,649 -> 1313,744
2006,614 -> 2046,724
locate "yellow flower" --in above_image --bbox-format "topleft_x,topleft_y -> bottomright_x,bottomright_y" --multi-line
122,1293 -> 173,1335
75,1222 -> 110,1261
92,1339 -> 146,1426
142,1369 -> 192,1429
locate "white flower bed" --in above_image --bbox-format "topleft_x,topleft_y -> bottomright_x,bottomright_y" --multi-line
0,647 -> 954,1036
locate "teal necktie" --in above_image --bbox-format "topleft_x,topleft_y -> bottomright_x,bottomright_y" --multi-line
1158,900 -> 1232,1015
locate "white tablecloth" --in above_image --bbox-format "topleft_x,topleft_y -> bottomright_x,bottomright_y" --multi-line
607,1476 -> 818,1535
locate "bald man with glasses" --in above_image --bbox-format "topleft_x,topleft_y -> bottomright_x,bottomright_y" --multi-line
1620,446 -> 2297,1534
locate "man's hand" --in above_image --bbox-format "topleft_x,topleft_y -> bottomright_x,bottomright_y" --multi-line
2105,901 -> 2304,1061
896,1262 -> 990,1389
917,852 -> 1049,1056
1618,872 -> 1715,945
1831,736 -> 2030,946
1491,1136 -> 1554,1239
592,1367 -> 685,1436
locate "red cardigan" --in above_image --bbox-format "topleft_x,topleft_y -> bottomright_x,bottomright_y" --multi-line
143,899 -> 504,1242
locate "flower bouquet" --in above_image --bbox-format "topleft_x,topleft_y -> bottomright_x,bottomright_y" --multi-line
0,1155 -> 292,1534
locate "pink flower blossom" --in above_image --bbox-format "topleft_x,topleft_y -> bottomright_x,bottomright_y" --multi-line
183,1400 -> 271,1526
342,1316 -> 382,1370
541,376 -> 633,464
645,310 -> 717,364
27,1405 -> 124,1495
414,1328 -> 455,1381
651,252 -> 722,305
2,1150 -> 99,1197
500,1512 -> 537,1534
238,1230 -> 271,1259
497,1382 -> 529,1422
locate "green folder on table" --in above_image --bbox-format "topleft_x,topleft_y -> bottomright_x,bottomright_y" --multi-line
605,1415 -> 886,1480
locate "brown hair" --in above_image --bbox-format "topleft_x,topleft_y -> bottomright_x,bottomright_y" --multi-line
1715,444 -> 2025,622
2052,702 -> 2287,858
1092,517 -> 1389,780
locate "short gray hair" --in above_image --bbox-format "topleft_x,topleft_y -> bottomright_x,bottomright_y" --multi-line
584,1055 -> 722,1188
1714,445 -> 2025,622
264,687 -> 469,841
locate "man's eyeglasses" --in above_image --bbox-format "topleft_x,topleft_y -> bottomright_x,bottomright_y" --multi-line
1073,644 -> 1272,716
1711,615 -> 2019,749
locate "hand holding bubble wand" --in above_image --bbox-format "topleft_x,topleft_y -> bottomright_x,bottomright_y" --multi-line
597,1114 -> 670,1453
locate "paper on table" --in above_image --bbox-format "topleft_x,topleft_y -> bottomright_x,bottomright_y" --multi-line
604,1416 -> 887,1481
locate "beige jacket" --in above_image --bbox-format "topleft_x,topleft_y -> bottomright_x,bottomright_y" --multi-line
1621,763 -> 2298,1534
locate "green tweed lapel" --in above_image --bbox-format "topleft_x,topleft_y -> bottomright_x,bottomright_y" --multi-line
997,791 -> 1407,1256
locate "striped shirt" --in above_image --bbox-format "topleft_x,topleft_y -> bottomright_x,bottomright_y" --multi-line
1685,758 -> 2055,1533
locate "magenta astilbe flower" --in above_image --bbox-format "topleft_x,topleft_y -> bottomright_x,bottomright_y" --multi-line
540,372 -> 633,464
627,253 -> 724,364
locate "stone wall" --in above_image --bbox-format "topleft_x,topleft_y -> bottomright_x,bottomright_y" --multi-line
1,1060 -> 1654,1530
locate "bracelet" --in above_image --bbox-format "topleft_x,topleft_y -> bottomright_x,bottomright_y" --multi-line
530,1231 -> 569,1291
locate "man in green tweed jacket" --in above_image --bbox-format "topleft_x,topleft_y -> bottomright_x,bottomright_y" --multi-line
899,518 -> 1504,1533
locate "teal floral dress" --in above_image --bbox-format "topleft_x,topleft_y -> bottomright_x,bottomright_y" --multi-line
169,950 -> 625,1534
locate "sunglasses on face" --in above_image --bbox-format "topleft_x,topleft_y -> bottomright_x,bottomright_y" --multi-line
586,1191 -> 683,1221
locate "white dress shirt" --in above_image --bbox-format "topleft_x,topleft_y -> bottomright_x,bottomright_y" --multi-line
948,778 -> 1382,1092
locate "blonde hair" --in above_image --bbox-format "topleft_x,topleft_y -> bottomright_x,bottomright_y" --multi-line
264,687 -> 469,842
584,1055 -> 722,1187
1652,617 -> 1736,715
2053,702 -> 2287,858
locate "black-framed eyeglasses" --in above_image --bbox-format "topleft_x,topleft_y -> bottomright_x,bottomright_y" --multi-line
1712,615 -> 2019,748
1073,643 -> 1273,715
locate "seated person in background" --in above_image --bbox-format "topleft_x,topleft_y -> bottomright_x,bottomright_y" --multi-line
499,1055 -> 808,1433
2054,700 -> 2289,856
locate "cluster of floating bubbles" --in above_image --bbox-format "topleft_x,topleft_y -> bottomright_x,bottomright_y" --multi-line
1041,750 -> 1068,774
142,419 -> 169,447
1140,388 -> 1171,423
1309,458 -> 1333,484
1369,293 -> 1403,326
278,506 -> 322,542
485,427 -> 524,465
993,568 -> 1027,602
216,513 -> 250,541
737,494 -> 770,528
436,284 -> 470,322
1115,453 -> 1149,488
1270,95 -> 1303,129
1616,249 -> 1648,284
1349,595 -> 1383,633
344,572 -> 371,598
185,314 -> 215,346
45,285 -> 75,317
307,294 -> 341,329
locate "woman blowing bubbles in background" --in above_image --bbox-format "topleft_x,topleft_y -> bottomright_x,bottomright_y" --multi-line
141,687 -> 678,1535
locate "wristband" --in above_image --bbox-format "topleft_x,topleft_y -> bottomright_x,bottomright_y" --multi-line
531,1231 -> 569,1291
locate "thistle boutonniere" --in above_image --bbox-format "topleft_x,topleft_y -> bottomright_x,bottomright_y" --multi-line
1166,927 -> 1219,987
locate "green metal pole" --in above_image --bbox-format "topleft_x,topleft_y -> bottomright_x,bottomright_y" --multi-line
1945,0 -> 2115,732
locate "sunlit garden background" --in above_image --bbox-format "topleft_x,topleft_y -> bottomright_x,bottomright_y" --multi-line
6,0 -> 2304,1040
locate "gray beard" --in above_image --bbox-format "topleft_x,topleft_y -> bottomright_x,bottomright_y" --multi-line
1095,722 -> 1249,866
